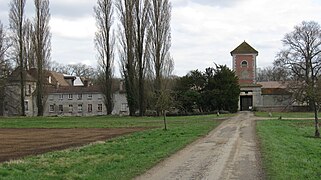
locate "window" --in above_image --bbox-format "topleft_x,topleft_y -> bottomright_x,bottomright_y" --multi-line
87,94 -> 93,100
25,101 -> 29,111
77,94 -> 82,100
49,105 -> 55,112
241,60 -> 248,67
69,105 -> 73,112
121,103 -> 128,112
78,104 -> 83,112
58,105 -> 63,112
59,94 -> 63,100
68,94 -> 73,100
98,104 -> 103,112
88,104 -> 92,112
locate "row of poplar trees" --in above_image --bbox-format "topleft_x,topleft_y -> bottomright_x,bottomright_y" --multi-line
3,0 -> 51,116
94,0 -> 173,116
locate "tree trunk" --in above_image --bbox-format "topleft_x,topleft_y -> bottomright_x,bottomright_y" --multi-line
105,73 -> 113,115
139,68 -> 145,116
20,65 -> 25,116
313,102 -> 320,137
163,110 -> 167,131
37,69 -> 43,116
19,1 -> 25,116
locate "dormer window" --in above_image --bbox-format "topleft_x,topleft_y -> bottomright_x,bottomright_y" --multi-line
241,60 -> 248,67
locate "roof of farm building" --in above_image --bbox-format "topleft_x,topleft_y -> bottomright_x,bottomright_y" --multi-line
257,81 -> 287,89
258,81 -> 290,95
8,68 -> 36,82
231,41 -> 258,55
46,85 -> 101,94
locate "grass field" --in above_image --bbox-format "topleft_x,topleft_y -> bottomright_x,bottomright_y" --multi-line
255,111 -> 315,118
257,120 -> 321,180
0,114 -> 231,179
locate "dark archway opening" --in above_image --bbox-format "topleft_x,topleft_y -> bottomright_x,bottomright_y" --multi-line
240,96 -> 253,111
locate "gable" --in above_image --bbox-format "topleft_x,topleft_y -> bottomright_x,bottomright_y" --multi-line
231,41 -> 258,55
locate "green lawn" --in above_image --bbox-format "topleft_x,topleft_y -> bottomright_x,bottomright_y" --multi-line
0,114 -> 230,179
257,120 -> 321,180
255,111 -> 315,118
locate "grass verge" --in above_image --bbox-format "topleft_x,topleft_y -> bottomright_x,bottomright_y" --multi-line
0,114 -> 233,128
0,114 -> 228,179
257,120 -> 321,180
255,111 -> 315,118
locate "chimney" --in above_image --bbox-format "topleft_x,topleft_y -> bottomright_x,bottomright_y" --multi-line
56,82 -> 60,89
119,81 -> 124,91
84,80 -> 89,87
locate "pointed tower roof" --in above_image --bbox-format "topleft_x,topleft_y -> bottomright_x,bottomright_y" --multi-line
230,41 -> 258,55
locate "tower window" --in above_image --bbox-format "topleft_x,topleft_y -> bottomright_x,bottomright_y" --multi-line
241,60 -> 248,67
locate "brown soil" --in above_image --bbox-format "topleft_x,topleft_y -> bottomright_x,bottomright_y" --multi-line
0,127 -> 147,163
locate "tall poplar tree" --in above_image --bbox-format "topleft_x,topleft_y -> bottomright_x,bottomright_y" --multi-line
133,0 -> 150,116
117,0 -> 150,116
0,21 -> 11,116
150,0 -> 173,115
116,0 -> 138,116
94,0 -> 114,115
9,0 -> 26,116
34,0 -> 51,116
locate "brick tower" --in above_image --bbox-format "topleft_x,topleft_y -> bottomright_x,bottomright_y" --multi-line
231,41 -> 260,111
231,41 -> 258,85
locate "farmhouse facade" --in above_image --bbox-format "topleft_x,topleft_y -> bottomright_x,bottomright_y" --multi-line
231,41 -> 292,111
4,69 -> 129,116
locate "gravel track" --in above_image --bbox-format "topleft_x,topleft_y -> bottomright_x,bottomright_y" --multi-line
135,112 -> 265,180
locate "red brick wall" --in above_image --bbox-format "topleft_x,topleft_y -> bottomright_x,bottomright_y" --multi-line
234,55 -> 255,84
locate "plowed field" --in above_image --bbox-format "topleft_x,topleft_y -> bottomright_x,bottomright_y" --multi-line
0,128 -> 147,163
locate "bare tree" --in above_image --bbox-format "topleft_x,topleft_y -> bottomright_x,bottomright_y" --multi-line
0,21 -> 12,116
155,59 -> 174,130
68,63 -> 96,78
257,66 -> 290,82
134,0 -> 151,116
275,21 -> 321,137
9,0 -> 26,116
48,61 -> 96,79
116,0 -> 138,116
23,19 -> 36,70
33,0 -> 51,116
156,89 -> 172,130
149,0 -> 173,115
116,0 -> 151,116
94,0 -> 114,115
0,21 -> 10,60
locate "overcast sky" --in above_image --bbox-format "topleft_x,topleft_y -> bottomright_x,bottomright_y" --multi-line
1,0 -> 321,76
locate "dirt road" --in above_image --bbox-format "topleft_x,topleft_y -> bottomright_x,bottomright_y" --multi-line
136,112 -> 264,180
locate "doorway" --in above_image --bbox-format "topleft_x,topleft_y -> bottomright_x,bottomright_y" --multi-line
240,96 -> 253,111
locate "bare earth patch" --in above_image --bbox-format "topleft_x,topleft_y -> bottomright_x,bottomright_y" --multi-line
0,127 -> 147,163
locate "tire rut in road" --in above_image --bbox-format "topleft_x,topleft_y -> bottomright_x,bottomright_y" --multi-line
136,112 -> 264,180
